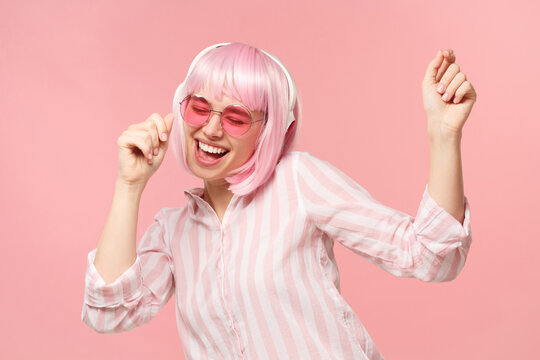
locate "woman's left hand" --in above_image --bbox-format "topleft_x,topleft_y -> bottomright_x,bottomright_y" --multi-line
422,49 -> 477,139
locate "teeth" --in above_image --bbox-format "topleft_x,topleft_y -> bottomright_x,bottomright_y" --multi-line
198,141 -> 228,154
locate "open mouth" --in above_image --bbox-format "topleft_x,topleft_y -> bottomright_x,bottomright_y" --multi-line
196,140 -> 230,161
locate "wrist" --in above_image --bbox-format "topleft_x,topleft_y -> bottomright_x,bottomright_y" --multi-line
115,179 -> 146,196
427,117 -> 463,142
428,127 -> 462,145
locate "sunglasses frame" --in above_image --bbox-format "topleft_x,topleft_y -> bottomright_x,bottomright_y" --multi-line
180,94 -> 266,137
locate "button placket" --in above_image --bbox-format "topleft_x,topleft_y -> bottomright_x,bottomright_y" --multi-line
186,189 -> 246,357
219,208 -> 246,358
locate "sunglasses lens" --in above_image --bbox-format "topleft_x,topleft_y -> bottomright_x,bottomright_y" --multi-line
181,96 -> 210,126
221,106 -> 252,136
181,95 -> 254,136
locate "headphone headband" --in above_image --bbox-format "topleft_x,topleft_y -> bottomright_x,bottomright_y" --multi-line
176,42 -> 297,131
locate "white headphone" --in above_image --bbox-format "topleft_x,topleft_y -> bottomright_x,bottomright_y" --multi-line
173,42 -> 297,131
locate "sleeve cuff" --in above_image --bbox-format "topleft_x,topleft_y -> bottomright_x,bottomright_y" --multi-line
83,248 -> 144,309
413,184 -> 472,257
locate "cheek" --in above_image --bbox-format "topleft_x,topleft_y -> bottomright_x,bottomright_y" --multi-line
231,139 -> 257,162
244,135 -> 260,156
246,131 -> 260,149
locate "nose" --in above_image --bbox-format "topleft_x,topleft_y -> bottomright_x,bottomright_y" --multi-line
201,111 -> 224,138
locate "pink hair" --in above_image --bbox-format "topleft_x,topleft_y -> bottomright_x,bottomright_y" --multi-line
170,42 -> 302,196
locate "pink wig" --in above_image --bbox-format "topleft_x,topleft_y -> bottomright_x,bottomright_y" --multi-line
170,42 -> 302,196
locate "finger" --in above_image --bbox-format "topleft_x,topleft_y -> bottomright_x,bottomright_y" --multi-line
423,50 -> 445,85
123,134 -> 154,164
150,113 -> 168,143
441,72 -> 467,102
124,129 -> 155,160
163,113 -> 174,139
452,80 -> 475,104
153,115 -> 174,161
145,114 -> 162,155
443,49 -> 455,58
435,49 -> 456,82
436,63 -> 460,95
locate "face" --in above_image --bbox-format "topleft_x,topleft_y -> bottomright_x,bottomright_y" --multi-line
183,87 -> 265,185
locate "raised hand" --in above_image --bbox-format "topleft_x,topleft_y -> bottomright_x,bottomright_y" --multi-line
422,49 -> 477,139
117,113 -> 175,187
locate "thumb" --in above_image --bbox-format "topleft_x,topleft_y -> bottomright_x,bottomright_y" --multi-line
423,50 -> 444,85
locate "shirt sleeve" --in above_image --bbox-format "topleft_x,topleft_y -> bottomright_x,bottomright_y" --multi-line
81,208 -> 175,333
295,152 -> 472,282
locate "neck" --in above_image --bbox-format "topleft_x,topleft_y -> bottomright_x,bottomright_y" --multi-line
202,178 -> 234,214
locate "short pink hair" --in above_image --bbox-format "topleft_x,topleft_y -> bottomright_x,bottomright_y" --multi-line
170,42 -> 302,196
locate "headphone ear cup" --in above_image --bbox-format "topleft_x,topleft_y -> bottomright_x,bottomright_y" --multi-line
287,111 -> 295,130
287,95 -> 299,130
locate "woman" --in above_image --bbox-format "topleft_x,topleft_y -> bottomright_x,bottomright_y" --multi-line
82,42 -> 475,359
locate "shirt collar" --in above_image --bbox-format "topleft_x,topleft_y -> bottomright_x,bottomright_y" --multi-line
183,186 -> 245,228
183,186 -> 205,213
183,186 -> 205,200
183,186 -> 243,205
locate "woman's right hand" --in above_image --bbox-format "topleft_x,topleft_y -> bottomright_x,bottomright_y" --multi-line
117,113 -> 175,187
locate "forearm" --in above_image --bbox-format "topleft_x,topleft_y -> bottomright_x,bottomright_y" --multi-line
93,180 -> 145,284
427,132 -> 465,224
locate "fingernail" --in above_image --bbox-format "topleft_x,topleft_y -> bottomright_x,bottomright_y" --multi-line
161,133 -> 168,141
442,93 -> 449,101
437,83 -> 445,93
153,147 -> 159,155
453,97 -> 460,103
147,152 -> 153,159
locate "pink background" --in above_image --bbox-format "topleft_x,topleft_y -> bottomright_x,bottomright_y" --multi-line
1,0 -> 538,359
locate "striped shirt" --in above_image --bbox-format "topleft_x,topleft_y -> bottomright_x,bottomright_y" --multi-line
81,151 -> 472,359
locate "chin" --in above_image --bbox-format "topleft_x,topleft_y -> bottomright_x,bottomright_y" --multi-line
187,159 -> 227,181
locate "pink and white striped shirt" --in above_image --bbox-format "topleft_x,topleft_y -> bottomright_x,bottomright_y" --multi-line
82,151 -> 472,359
